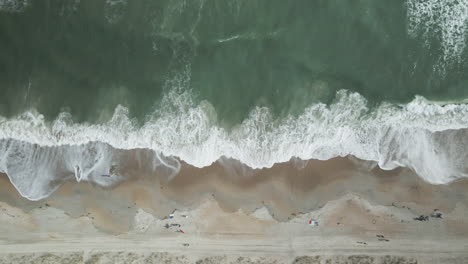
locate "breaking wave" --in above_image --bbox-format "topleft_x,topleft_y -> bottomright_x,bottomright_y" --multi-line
1,89 -> 468,200
407,0 -> 468,71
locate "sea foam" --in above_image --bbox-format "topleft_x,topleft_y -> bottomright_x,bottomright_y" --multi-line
0,0 -> 29,12
407,0 -> 468,71
1,90 -> 468,200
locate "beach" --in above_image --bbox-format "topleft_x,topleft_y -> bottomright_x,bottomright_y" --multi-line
1,157 -> 467,263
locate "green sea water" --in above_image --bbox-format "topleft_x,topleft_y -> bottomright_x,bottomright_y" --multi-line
1,0 -> 467,126
2,0 -> 468,200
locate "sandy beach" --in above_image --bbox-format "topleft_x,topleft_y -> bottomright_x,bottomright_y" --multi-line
0,157 -> 467,263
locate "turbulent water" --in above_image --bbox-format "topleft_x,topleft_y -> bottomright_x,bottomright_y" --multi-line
1,0 -> 468,200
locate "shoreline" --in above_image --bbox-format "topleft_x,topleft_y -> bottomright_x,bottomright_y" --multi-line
2,123 -> 468,202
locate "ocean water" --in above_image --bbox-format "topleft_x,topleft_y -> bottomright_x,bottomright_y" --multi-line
1,0 -> 468,200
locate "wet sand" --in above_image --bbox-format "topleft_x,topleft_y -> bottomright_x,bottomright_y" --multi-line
0,157 -> 467,263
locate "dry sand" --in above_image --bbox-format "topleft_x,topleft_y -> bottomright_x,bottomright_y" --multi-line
0,157 -> 467,263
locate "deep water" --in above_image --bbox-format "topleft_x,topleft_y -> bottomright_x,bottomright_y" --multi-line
1,0 -> 467,123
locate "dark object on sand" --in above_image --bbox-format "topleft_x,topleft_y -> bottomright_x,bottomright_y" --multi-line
164,223 -> 170,229
376,234 -> 385,238
378,238 -> 390,242
414,215 -> 429,221
171,224 -> 181,227
431,209 -> 443,219
183,243 -> 189,247
356,241 -> 367,245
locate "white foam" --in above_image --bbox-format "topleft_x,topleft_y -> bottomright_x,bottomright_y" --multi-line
407,0 -> 468,71
0,138 -> 181,200
0,0 -> 29,12
1,89 -> 468,200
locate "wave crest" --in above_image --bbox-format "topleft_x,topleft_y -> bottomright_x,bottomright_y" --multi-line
407,0 -> 468,71
1,90 -> 468,200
